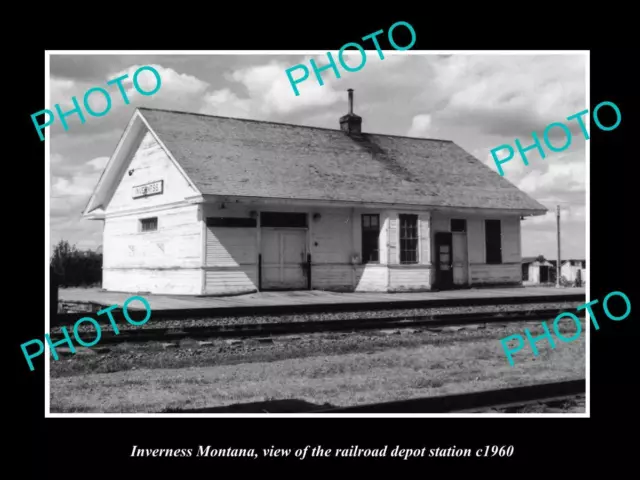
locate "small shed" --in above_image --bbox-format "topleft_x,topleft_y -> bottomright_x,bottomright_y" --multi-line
561,259 -> 586,284
522,256 -> 557,285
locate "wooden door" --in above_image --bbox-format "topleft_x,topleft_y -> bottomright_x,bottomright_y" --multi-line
452,232 -> 469,286
435,232 -> 453,290
261,229 -> 307,290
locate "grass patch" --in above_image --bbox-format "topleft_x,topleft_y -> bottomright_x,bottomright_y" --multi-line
50,320 -> 585,378
50,322 -> 586,413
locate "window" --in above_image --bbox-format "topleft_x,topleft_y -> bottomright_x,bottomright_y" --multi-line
140,217 -> 158,232
361,214 -> 380,263
260,212 -> 307,228
451,219 -> 466,233
207,217 -> 257,227
485,219 -> 502,264
399,214 -> 419,264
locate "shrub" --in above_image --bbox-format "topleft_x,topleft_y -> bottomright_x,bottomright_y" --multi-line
51,240 -> 102,287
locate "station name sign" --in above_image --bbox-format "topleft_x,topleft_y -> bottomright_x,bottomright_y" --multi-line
132,180 -> 163,199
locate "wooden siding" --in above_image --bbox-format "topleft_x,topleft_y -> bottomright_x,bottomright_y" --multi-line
102,268 -> 201,295
470,263 -> 521,285
432,212 -> 522,287
99,128 -> 203,295
419,212 -> 431,265
354,265 -> 388,291
206,227 -> 256,266
204,267 -> 258,295
107,131 -> 198,214
201,204 -> 258,294
312,265 -> 353,290
311,210 -> 352,264
467,217 -> 485,264
309,209 -> 352,290
501,216 -> 521,263
103,205 -> 201,269
388,213 -> 398,264
388,265 -> 432,291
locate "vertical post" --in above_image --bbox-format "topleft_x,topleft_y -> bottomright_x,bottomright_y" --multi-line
556,205 -> 561,288
50,266 -> 59,324
258,254 -> 262,292
307,253 -> 312,290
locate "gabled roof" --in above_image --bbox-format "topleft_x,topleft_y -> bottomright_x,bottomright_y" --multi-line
562,259 -> 586,266
85,107 -> 549,216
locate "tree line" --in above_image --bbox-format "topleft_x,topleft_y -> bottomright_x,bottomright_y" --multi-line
50,240 -> 102,287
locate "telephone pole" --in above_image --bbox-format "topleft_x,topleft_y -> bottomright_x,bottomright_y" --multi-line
556,205 -> 561,288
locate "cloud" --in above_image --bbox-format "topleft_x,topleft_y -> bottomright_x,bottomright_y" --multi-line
200,88 -> 252,118
87,156 -> 110,170
518,161 -> 585,195
50,155 -> 110,250
200,57 -> 345,118
200,54 -> 414,120
50,78 -> 78,106
407,114 -> 433,137
523,204 -> 585,227
426,54 -> 586,138
107,64 -> 210,104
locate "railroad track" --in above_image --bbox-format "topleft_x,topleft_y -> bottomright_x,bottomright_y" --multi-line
87,308 -> 584,345
160,379 -> 586,413
54,293 -> 586,326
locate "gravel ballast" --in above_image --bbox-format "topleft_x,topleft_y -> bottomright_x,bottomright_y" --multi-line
52,301 -> 584,335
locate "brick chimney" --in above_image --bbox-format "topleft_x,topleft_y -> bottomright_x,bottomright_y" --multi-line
339,89 -> 362,135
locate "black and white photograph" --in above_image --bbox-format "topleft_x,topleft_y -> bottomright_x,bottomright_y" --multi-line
45,51 -> 588,416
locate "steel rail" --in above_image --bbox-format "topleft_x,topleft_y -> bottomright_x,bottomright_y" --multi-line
75,308 -> 584,345
54,293 -> 586,326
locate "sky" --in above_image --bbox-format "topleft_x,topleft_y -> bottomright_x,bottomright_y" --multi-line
48,52 -> 587,259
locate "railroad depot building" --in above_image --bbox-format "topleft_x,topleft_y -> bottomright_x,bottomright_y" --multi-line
82,96 -> 547,295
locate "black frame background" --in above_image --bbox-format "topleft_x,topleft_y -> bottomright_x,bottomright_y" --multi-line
11,14 -> 636,474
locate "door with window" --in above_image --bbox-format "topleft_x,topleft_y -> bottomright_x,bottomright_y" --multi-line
435,232 -> 453,290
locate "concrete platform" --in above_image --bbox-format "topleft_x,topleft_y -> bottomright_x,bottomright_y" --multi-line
58,286 -> 586,311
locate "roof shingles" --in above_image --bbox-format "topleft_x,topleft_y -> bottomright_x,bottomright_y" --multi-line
138,108 -> 546,213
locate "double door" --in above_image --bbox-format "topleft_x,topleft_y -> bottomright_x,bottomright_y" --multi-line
261,228 -> 308,290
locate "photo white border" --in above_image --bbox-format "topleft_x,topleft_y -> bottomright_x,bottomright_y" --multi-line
44,50 -> 590,418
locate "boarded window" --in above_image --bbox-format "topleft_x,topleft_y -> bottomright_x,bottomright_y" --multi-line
207,217 -> 257,227
451,219 -> 466,233
260,212 -> 307,228
399,214 -> 418,264
361,214 -> 380,263
485,219 -> 502,264
140,217 -> 158,232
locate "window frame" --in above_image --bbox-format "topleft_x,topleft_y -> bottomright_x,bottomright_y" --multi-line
361,214 -> 380,264
451,218 -> 467,233
399,214 -> 419,265
485,219 -> 502,264
139,216 -> 158,233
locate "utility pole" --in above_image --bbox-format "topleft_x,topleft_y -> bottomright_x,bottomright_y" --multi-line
556,205 -> 561,288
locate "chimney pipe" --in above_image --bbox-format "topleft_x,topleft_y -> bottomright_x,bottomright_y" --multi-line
339,88 -> 362,135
